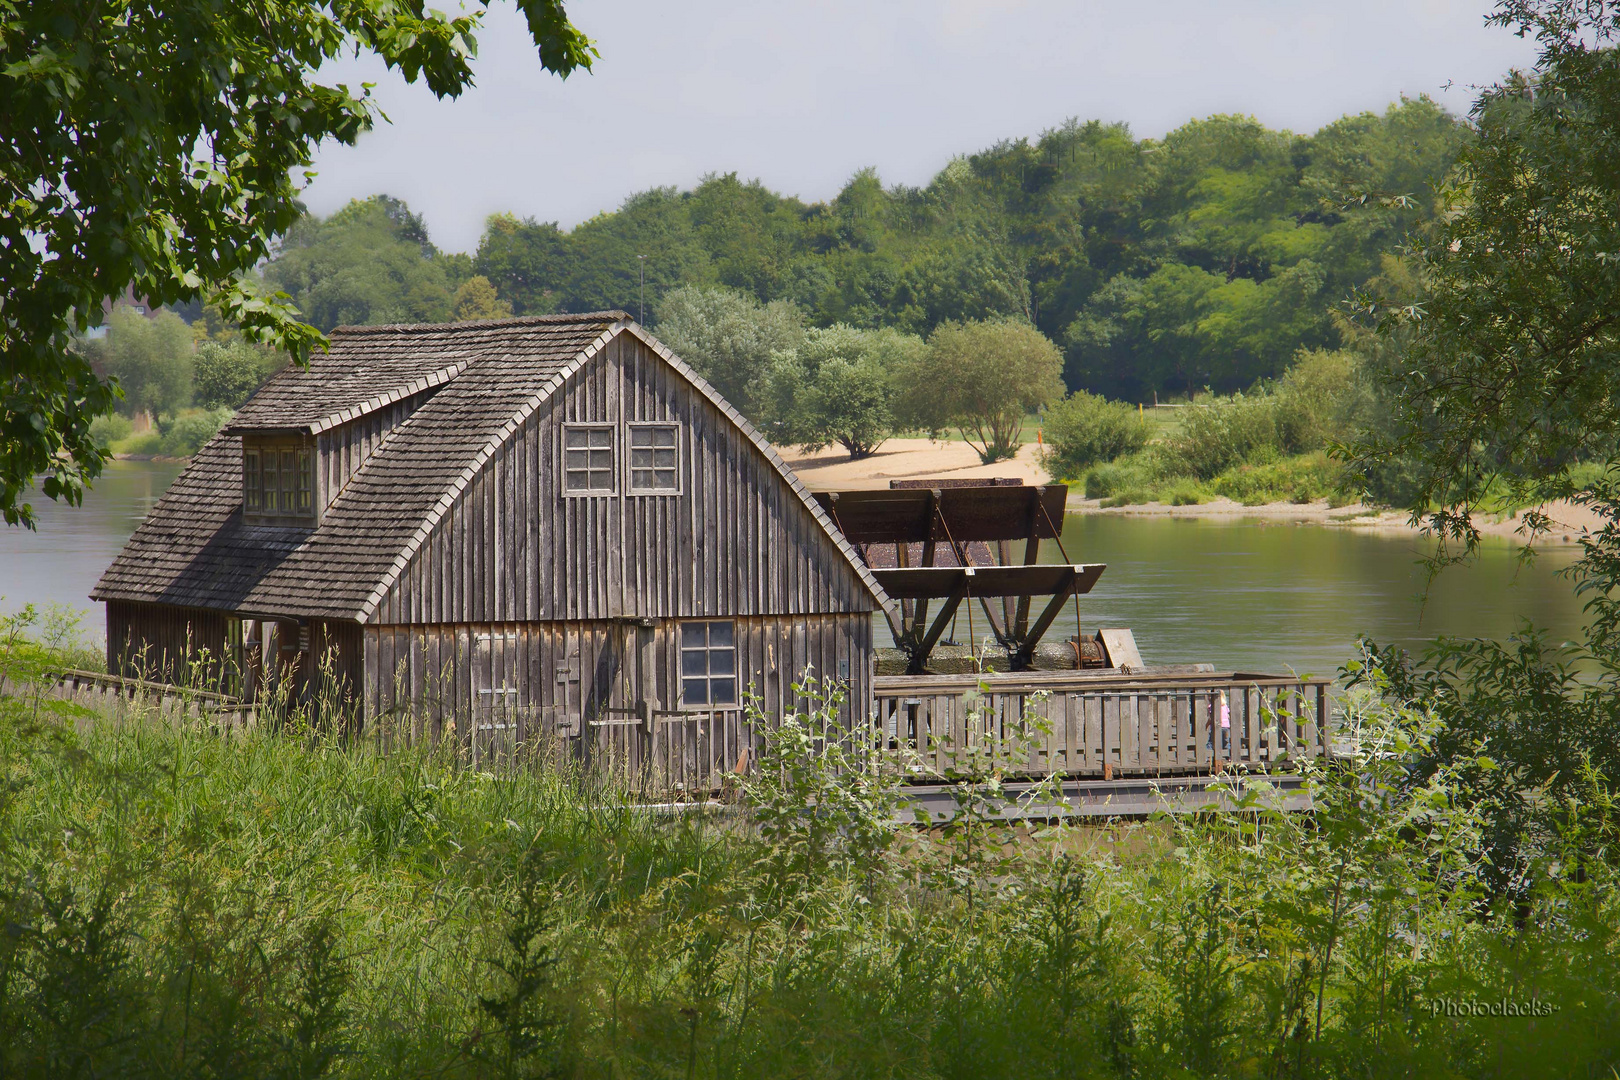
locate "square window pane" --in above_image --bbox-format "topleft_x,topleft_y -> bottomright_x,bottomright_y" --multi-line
589,428 -> 612,447
589,472 -> 613,490
711,679 -> 737,705
653,427 -> 676,447
682,678 -> 709,705
681,623 -> 706,649
589,449 -> 612,468
682,650 -> 708,676
631,469 -> 653,488
708,622 -> 734,648
652,448 -> 676,467
565,428 -> 589,448
709,650 -> 735,676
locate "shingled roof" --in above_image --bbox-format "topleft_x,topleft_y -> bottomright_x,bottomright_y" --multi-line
92,312 -> 890,622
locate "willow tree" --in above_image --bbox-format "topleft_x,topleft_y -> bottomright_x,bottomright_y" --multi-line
897,318 -> 1065,464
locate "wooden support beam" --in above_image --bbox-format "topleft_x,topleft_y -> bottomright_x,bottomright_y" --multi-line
909,570 -> 973,674
1014,490 -> 1043,638
1014,568 -> 1080,668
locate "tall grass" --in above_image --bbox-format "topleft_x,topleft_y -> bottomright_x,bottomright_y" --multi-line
3,621 -> 1619,1077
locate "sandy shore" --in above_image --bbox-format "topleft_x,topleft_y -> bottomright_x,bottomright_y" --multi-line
773,439 -> 1599,542
776,437 -> 1052,490
1070,496 -> 1601,542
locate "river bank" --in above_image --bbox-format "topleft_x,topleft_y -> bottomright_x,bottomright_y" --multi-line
1071,495 -> 1600,543
775,440 -> 1596,544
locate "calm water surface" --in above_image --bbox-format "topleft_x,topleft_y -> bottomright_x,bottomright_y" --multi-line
0,460 -> 185,627
0,462 -> 1588,672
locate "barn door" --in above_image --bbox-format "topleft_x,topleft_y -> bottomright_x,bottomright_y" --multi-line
472,629 -> 519,766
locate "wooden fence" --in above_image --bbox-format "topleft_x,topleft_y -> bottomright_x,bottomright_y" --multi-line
46,666 -> 1338,794
874,670 -> 1335,779
48,668 -> 255,727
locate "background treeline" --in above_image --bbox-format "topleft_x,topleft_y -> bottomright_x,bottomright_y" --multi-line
88,99 -> 1461,482
267,99 -> 1464,402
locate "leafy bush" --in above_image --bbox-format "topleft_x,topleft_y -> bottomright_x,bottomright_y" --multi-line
1158,393 -> 1281,479
1040,391 -> 1154,479
87,413 -> 133,450
1083,457 -> 1152,500
1164,479 -> 1209,506
118,432 -> 163,455
1210,451 -> 1347,505
1273,348 -> 1356,454
7,608 -> 1620,1076
155,408 -> 231,456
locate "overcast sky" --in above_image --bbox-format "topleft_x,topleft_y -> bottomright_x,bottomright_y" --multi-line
301,0 -> 1540,255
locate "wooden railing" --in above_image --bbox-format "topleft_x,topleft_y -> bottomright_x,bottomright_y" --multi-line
48,668 -> 254,725
873,670 -> 1335,779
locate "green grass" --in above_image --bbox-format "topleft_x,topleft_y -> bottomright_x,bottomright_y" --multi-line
4,623 -> 1620,1077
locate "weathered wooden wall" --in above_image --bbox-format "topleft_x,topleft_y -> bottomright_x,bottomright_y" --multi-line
106,600 -> 230,684
371,333 -> 875,624
361,613 -> 871,789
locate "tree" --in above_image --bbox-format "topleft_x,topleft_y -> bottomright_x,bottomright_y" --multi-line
453,276 -> 514,321
193,341 -> 281,411
1,0 -> 595,526
262,196 -> 474,331
475,214 -> 569,315
87,308 -> 194,422
898,318 -> 1065,463
1351,0 -> 1620,545
765,325 -> 922,459
653,286 -> 804,417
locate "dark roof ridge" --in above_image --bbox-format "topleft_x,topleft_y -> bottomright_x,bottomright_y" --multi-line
330,311 -> 631,335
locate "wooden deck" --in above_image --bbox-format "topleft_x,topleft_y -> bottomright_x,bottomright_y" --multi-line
873,669 -> 1335,780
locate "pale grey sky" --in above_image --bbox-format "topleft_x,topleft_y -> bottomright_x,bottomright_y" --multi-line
302,0 -> 1539,255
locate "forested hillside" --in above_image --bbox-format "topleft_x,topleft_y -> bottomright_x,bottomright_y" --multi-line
266,98 -> 1466,400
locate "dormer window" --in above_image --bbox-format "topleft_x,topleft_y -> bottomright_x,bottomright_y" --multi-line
243,438 -> 314,525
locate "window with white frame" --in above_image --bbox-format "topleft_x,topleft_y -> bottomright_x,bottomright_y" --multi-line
563,425 -> 615,493
680,621 -> 736,707
243,442 -> 314,522
628,423 -> 679,493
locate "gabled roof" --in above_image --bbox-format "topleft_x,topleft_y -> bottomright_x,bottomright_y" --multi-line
92,313 -> 891,622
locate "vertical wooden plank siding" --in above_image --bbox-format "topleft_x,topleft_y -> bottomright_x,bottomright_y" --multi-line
359,613 -> 872,787
371,333 -> 875,625
106,600 -> 230,684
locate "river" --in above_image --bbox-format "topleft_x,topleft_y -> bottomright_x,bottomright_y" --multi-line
0,461 -> 1587,674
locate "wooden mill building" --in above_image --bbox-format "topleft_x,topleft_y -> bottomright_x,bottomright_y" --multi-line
92,312 -> 889,778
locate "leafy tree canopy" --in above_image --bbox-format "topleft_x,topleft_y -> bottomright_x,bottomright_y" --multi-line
449,101 -> 1467,404
765,325 -> 924,459
451,276 -> 513,322
84,309 -> 194,422
1351,0 -> 1620,546
1,0 -> 594,525
896,318 -> 1065,464
193,341 -> 283,411
262,196 -> 478,331
652,286 -> 805,415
